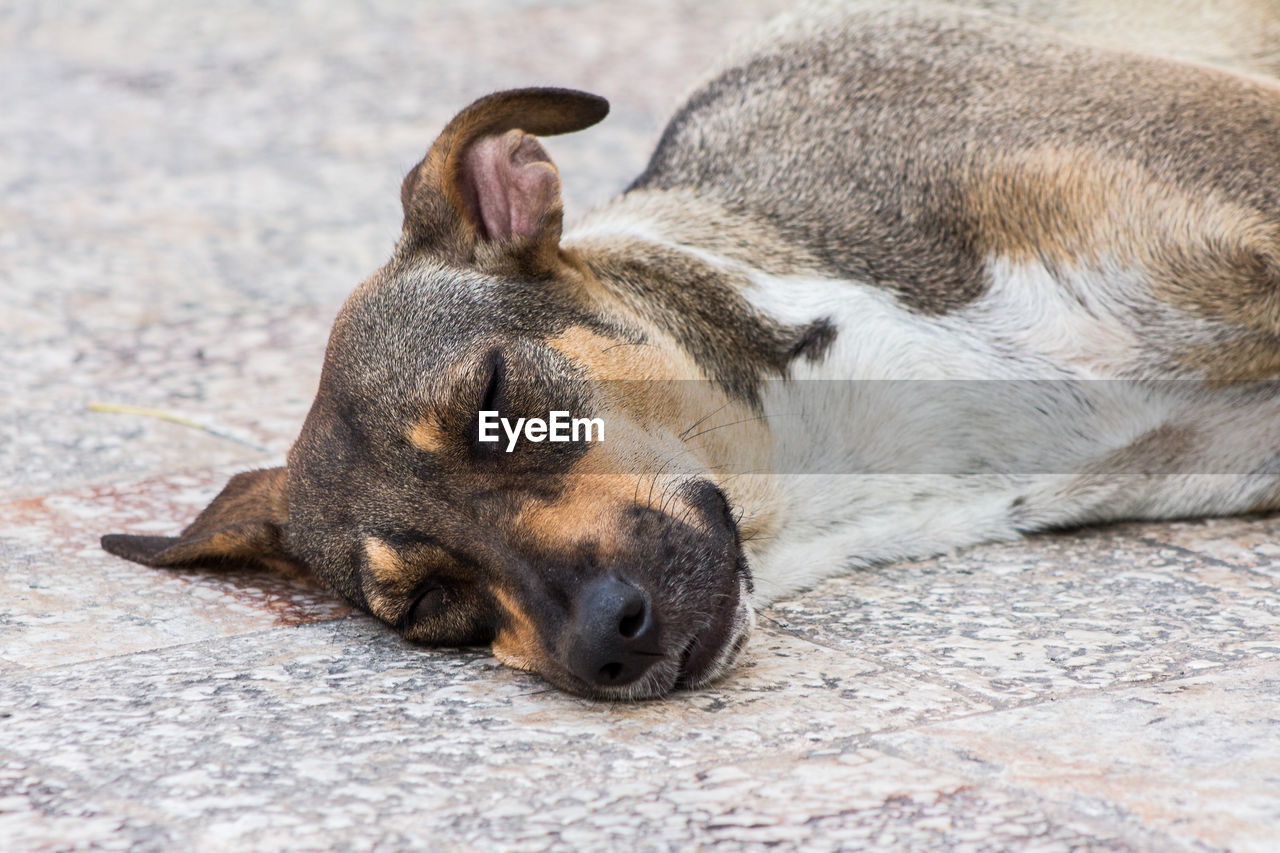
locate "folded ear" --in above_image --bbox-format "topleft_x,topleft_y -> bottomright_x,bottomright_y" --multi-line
400,87 -> 609,270
101,467 -> 302,576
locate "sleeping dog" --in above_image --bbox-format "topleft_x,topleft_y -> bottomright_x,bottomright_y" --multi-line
103,1 -> 1280,699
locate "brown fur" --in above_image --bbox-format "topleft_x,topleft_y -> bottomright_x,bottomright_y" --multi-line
1181,336 -> 1280,385
405,418 -> 449,454
634,3 -> 1280,320
362,537 -> 415,622
964,146 -> 1280,380
101,467 -> 291,569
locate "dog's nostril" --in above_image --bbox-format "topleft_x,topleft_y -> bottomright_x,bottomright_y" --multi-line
618,599 -> 646,639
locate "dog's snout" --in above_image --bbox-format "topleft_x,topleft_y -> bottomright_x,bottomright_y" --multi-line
567,576 -> 662,688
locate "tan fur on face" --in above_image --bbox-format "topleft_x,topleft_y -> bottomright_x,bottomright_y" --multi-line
510,435 -> 735,567
550,325 -> 696,382
550,323 -> 750,463
547,322 -> 773,525
512,471 -> 666,559
361,538 -> 408,621
405,417 -> 448,453
490,587 -> 543,673
549,323 -> 771,461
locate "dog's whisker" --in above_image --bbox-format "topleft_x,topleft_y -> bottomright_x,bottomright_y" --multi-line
680,412 -> 779,444
678,401 -> 734,442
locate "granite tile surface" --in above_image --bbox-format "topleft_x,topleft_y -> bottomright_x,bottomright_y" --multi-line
1144,515 -> 1280,580
4,0 -> 1280,849
0,468 -> 351,670
0,619 -> 1149,851
876,661 -> 1280,853
0,410 -> 271,500
2,303 -> 330,498
766,524 -> 1280,705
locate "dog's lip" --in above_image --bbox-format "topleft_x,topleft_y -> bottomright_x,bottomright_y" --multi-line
675,584 -> 745,686
675,495 -> 751,686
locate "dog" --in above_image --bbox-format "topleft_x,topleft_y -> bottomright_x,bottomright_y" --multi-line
102,1 -> 1280,699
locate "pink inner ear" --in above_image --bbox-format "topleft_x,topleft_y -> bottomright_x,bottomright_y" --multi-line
461,129 -> 560,241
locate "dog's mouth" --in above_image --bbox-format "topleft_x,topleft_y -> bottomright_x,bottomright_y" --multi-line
676,581 -> 755,690
670,483 -> 754,689
675,591 -> 752,691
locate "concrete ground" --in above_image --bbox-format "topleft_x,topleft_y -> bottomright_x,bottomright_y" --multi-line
3,1 -> 1279,850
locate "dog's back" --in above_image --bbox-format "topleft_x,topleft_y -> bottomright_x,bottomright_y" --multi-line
621,0 -> 1280,381
960,0 -> 1280,79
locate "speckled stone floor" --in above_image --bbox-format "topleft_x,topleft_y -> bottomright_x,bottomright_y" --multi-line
3,1 -> 1279,850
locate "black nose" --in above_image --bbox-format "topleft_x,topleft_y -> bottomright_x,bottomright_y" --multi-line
566,576 -> 662,688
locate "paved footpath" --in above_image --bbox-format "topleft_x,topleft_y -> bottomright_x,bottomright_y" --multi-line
3,2 -> 1279,849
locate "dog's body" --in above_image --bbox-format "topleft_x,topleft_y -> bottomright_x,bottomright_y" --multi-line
572,0 -> 1280,599
104,1 -> 1280,699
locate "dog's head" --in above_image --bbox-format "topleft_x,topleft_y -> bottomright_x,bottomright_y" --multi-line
102,89 -> 768,700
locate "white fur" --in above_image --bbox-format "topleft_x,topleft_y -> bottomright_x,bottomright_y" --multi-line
743,260 -> 1280,599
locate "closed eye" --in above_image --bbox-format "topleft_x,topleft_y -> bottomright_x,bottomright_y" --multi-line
400,580 -> 495,648
479,351 -> 504,415
406,585 -> 448,627
471,351 -> 506,452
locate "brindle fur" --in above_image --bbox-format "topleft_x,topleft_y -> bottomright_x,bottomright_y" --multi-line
103,1 -> 1280,699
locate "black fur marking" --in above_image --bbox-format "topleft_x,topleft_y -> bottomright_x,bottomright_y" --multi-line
791,318 -> 838,363
585,244 -> 838,407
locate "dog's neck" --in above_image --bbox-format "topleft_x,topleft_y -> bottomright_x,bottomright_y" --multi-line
566,190 -> 838,395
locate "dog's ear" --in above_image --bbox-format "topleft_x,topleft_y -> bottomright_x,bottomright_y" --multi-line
400,87 -> 609,270
101,467 -> 303,576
